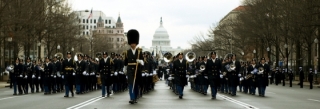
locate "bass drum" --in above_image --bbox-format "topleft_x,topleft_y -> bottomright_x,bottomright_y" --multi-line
153,75 -> 159,83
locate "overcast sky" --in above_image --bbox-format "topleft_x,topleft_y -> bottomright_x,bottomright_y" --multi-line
69,0 -> 241,49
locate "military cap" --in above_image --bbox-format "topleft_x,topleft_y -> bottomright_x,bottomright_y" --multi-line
210,51 -> 216,55
103,52 -> 108,55
127,29 -> 139,45
261,57 -> 265,60
310,68 -> 313,71
84,54 -> 88,57
16,58 -> 20,61
45,57 -> 50,60
26,57 -> 31,60
67,51 -> 71,55
111,52 -> 115,56
178,52 -> 183,56
77,54 -> 83,57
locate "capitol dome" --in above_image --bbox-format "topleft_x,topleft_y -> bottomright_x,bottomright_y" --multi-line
152,17 -> 170,47
153,23 -> 169,39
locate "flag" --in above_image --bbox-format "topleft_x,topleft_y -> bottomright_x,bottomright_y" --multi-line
87,8 -> 93,19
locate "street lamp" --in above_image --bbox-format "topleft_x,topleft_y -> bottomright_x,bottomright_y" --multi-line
37,42 -> 41,60
267,47 -> 271,64
253,49 -> 256,59
7,37 -> 12,64
71,47 -> 74,53
284,44 -> 288,72
241,51 -> 244,61
314,38 -> 319,84
57,44 -> 60,52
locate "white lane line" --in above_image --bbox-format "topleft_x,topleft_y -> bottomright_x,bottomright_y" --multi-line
0,95 -> 28,101
74,97 -> 104,109
266,92 -> 276,94
308,99 -> 320,102
66,96 -> 101,109
218,94 -> 259,109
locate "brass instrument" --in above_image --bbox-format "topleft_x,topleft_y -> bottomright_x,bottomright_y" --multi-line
200,64 -> 205,71
245,74 -> 252,80
163,52 -> 173,62
54,52 -> 63,60
258,67 -> 264,74
185,51 -> 196,62
6,65 -> 14,72
96,52 -> 103,59
223,72 -> 227,76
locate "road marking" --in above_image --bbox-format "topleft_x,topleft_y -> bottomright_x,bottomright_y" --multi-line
0,95 -> 28,101
308,99 -> 320,102
74,97 -> 104,109
66,96 -> 102,109
218,94 -> 259,109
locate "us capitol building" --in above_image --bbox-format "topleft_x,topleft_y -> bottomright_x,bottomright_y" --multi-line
141,17 -> 183,58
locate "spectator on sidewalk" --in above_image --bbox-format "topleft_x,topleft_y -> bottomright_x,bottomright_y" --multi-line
308,68 -> 314,89
288,69 -> 294,87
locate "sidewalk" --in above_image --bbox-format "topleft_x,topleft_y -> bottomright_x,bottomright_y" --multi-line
284,80 -> 320,87
0,81 -> 9,88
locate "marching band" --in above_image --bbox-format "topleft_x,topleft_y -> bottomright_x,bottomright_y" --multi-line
5,29 -> 315,105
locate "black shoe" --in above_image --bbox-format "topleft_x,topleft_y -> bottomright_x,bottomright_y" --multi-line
13,93 -> 17,95
71,93 -> 74,97
129,100 -> 134,104
102,95 -> 105,97
107,94 -> 110,97
134,100 -> 137,103
64,95 -> 69,97
211,97 -> 216,99
179,96 -> 182,99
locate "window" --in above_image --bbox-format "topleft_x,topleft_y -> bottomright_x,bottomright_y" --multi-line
94,26 -> 96,29
83,31 -> 85,35
83,19 -> 85,23
79,19 -> 81,23
86,26 -> 88,29
117,38 -> 119,42
113,26 -> 115,28
90,26 -> 92,29
86,19 -> 88,23
109,38 -> 111,42
94,19 -> 96,23
109,20 -> 111,24
111,38 -> 114,42
99,30 -> 100,33
83,26 -> 85,29
105,20 -> 108,24
90,19 -> 92,23
86,32 -> 88,35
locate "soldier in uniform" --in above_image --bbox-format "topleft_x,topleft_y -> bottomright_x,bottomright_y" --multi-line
308,68 -> 314,89
299,67 -> 304,88
25,57 -> 34,94
173,52 -> 188,99
43,57 -> 54,95
110,52 -> 119,94
13,58 -> 23,95
62,52 -> 76,97
200,56 -> 209,95
275,68 -> 280,85
53,56 -> 62,92
247,59 -> 257,95
256,57 -> 269,97
75,54 -> 86,94
228,54 -> 241,96
123,29 -> 144,104
288,69 -> 294,87
99,52 -> 115,97
204,52 -> 221,99
220,58 -> 228,93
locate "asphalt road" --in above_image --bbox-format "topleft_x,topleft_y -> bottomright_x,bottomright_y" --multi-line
0,81 -> 319,109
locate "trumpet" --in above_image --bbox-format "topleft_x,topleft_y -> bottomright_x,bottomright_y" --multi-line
199,64 -> 205,71
258,67 -> 264,74
245,74 -> 252,79
185,51 -> 196,62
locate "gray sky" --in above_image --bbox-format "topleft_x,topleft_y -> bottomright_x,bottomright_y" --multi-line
69,0 -> 241,49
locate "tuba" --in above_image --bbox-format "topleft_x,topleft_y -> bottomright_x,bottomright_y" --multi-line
163,52 -> 173,62
54,52 -> 63,60
200,64 -> 205,71
74,52 -> 83,61
185,51 -> 196,62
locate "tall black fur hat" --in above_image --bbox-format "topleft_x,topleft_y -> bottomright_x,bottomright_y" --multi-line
127,29 -> 139,45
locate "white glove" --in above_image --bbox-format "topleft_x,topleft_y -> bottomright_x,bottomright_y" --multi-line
238,74 -> 241,77
251,71 -> 254,74
111,74 -> 113,76
57,74 -> 61,77
32,75 -> 35,78
150,73 -> 153,76
168,77 -> 172,80
240,77 -> 244,81
115,72 -> 118,76
38,77 -> 41,79
268,75 -> 271,78
83,71 -> 87,75
142,73 -> 145,77
86,73 -> 89,76
51,75 -> 53,77
96,75 -> 100,77
186,75 -> 189,78
24,76 -> 28,79
166,69 -> 170,71
73,73 -> 75,75
54,76 -> 56,78
220,74 -> 223,78
57,71 -> 60,76
194,75 -> 197,78
204,76 -> 208,79
20,75 -> 23,77
153,70 -> 157,75
123,66 -> 127,74
92,72 -> 95,75
62,75 -> 64,79
136,59 -> 144,65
